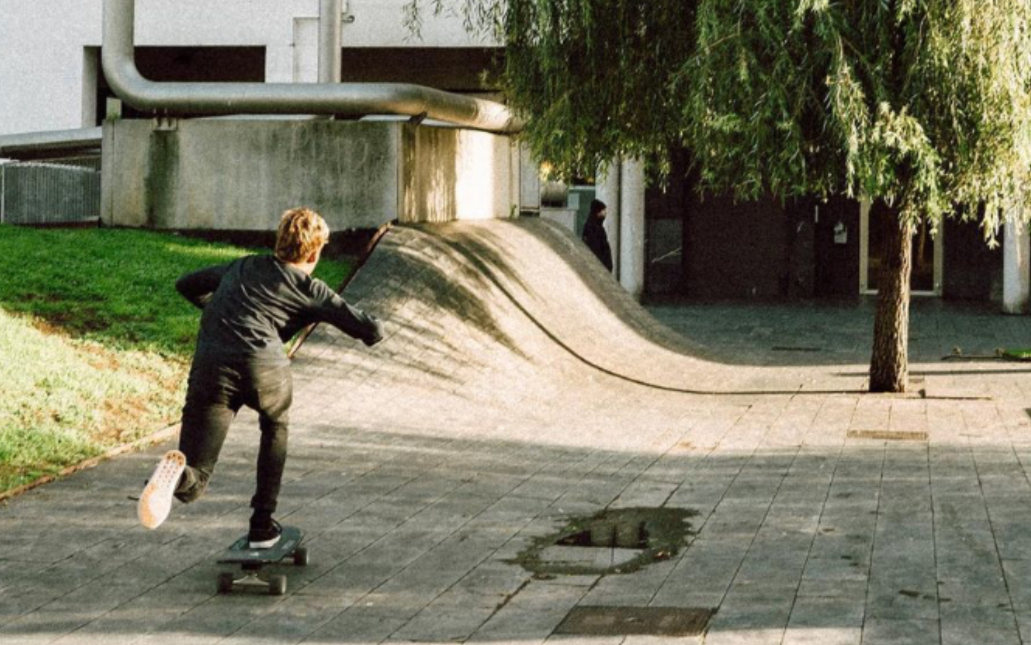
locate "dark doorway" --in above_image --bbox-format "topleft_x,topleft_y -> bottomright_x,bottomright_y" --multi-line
645,152 -> 794,300
339,47 -> 503,95
813,196 -> 861,297
942,216 -> 1002,301
644,150 -> 690,298
644,151 -> 863,301
96,46 -> 266,123
866,201 -> 936,293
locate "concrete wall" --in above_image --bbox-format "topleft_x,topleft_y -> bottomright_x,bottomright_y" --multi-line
103,118 -> 401,230
1,0 -> 304,134
400,125 -> 518,223
0,0 -> 497,136
102,118 -> 517,230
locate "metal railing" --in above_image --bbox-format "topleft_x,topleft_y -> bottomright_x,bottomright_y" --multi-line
0,162 -> 101,225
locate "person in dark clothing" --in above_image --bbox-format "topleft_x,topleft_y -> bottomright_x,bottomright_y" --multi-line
582,198 -> 613,272
138,207 -> 383,548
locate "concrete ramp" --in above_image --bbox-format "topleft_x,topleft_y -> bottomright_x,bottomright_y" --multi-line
290,219 -> 856,453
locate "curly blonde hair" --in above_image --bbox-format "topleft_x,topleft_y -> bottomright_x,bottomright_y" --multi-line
275,207 -> 329,263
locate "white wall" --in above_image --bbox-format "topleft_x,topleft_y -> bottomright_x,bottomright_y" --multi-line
343,0 -> 493,47
1,0 -> 99,135
1003,220 -> 1031,314
0,0 -> 497,136
400,125 -> 518,224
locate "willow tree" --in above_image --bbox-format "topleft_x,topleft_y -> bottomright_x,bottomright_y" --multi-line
408,0 -> 1031,392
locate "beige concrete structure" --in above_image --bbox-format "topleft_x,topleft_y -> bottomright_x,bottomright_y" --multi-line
101,119 -> 520,230
1003,220 -> 1030,314
618,158 -> 646,300
596,160 -> 622,278
400,125 -> 519,224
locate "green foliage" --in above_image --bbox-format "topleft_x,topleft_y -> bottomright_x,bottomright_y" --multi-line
0,306 -> 180,491
409,0 -> 1031,239
0,227 -> 351,357
408,0 -> 696,181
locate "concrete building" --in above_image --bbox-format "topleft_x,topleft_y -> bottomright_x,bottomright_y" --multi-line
0,0 -> 533,236
0,0 -> 500,135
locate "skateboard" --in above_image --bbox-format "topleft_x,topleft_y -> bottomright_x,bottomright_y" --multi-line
216,525 -> 308,595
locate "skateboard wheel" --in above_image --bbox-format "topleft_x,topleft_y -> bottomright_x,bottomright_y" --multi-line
217,572 -> 234,594
268,574 -> 287,596
293,547 -> 309,566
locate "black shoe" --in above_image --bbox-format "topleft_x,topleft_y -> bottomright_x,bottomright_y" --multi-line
248,519 -> 282,549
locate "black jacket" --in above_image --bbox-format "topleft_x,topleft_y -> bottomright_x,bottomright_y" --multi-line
176,255 -> 382,364
582,216 -> 613,272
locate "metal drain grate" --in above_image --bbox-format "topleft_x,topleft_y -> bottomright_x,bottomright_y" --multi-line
847,430 -> 928,441
555,606 -> 713,636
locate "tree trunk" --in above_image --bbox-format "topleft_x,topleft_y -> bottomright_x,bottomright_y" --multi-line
869,211 -> 913,393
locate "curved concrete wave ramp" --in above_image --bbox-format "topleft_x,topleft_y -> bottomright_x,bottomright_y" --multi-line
291,219 -> 868,453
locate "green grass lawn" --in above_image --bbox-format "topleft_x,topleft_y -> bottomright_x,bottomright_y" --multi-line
0,225 -> 352,494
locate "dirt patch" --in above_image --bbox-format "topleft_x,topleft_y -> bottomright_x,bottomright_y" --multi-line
100,396 -> 158,443
19,307 -> 110,338
43,307 -> 110,333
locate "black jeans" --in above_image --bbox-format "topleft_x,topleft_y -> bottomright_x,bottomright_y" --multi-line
174,356 -> 292,516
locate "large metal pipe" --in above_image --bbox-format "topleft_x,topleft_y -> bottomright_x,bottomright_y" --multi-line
318,0 -> 343,84
101,0 -> 521,133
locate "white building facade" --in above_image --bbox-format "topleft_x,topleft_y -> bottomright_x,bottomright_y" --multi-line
0,0 -> 497,136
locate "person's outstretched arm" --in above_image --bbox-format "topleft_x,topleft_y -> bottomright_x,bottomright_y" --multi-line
309,280 -> 383,346
175,264 -> 229,310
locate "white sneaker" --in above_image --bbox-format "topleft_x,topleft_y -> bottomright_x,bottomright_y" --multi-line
137,450 -> 186,529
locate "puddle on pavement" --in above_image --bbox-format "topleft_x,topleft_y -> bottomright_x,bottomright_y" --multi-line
511,507 -> 697,576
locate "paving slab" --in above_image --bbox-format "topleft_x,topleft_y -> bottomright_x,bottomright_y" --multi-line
4,220 -> 1031,644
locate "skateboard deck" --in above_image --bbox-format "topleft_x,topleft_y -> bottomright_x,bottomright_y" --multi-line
216,525 -> 307,595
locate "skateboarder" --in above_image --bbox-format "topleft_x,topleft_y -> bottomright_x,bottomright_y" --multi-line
138,207 -> 383,548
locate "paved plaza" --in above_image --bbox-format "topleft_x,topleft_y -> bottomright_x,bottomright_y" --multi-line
2,219 -> 1031,644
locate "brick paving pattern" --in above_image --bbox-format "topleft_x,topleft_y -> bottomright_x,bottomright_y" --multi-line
2,219 -> 1031,644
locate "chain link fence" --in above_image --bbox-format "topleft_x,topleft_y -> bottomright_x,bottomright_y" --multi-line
0,161 -> 101,225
